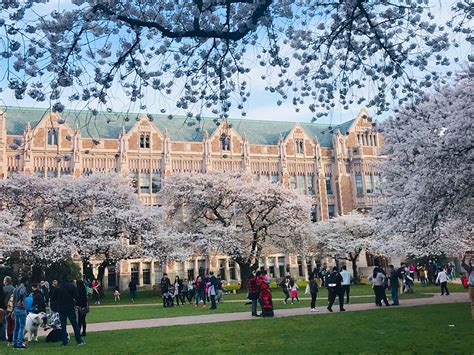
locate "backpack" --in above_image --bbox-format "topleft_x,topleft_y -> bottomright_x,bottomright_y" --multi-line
326,272 -> 339,288
24,295 -> 34,312
461,276 -> 469,289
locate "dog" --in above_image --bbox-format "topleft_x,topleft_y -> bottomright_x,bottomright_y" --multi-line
25,312 -> 46,342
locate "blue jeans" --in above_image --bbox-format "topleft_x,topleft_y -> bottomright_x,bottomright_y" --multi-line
391,286 -> 399,305
13,308 -> 27,347
210,295 -> 217,309
59,309 -> 83,345
0,308 -> 6,341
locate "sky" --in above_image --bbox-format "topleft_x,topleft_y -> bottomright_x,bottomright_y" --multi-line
0,0 -> 470,126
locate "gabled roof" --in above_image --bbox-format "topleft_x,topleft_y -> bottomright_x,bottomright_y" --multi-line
2,107 -> 356,147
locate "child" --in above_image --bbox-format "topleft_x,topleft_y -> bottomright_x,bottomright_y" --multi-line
289,279 -> 299,304
113,287 -> 121,302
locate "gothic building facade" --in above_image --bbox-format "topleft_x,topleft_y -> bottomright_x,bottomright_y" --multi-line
0,107 -> 383,289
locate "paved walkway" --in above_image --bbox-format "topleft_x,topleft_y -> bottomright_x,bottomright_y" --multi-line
54,292 -> 468,334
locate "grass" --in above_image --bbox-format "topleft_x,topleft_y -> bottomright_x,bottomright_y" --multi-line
4,303 -> 472,354
96,283 -> 465,305
86,291 -> 432,323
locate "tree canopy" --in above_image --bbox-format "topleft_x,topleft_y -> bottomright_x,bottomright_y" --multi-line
1,1 -> 472,122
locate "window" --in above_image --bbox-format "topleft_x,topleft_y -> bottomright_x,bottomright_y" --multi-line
139,133 -> 150,149
271,174 -> 279,183
187,261 -> 194,280
47,168 -> 57,179
220,133 -> 231,151
325,175 -> 333,195
295,139 -> 304,154
47,129 -> 58,146
365,174 -> 373,194
355,173 -> 363,195
268,258 -> 275,278
35,169 -> 45,178
131,263 -> 139,284
297,175 -> 305,193
219,259 -> 226,279
278,257 -> 285,278
374,174 -> 381,192
151,172 -> 161,193
328,204 -> 335,218
307,175 -> 314,195
297,257 -> 304,277
140,172 -> 150,194
290,175 -> 297,190
154,263 -> 163,285
108,265 -> 117,288
311,206 -> 318,222
142,263 -> 151,285
198,259 -> 206,278
229,261 -> 236,280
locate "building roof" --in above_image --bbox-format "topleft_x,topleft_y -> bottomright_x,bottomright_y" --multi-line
2,106 -> 355,147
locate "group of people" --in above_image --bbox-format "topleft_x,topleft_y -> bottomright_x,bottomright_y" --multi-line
157,272 -> 224,310
246,270 -> 274,317
0,275 -> 88,349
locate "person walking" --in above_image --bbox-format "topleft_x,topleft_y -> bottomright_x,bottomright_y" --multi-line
128,279 -> 137,303
289,278 -> 299,303
160,274 -> 171,308
326,267 -> 345,312
247,272 -> 260,317
388,265 -> 400,306
194,276 -> 206,308
308,273 -> 319,312
50,277 -> 85,347
174,276 -> 185,306
12,276 -> 28,349
436,267 -> 450,296
340,265 -> 352,304
91,279 -> 101,305
76,280 -> 89,337
279,276 -> 290,304
369,267 -> 390,307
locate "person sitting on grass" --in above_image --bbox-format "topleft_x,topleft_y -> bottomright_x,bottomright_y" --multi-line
113,287 -> 120,302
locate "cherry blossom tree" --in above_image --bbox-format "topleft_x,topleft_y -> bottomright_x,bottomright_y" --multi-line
1,1 -> 471,121
0,172 -> 179,282
308,212 -> 377,282
0,210 -> 30,261
374,69 -> 473,257
160,172 -> 313,285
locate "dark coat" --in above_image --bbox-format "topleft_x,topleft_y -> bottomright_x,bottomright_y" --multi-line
50,282 -> 79,313
31,289 -> 46,313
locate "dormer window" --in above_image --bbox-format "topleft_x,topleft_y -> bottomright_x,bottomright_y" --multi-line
140,133 -> 150,149
220,133 -> 231,151
47,129 -> 58,146
295,139 -> 304,154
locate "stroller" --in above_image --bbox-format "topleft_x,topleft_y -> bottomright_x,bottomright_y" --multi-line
259,283 -> 274,317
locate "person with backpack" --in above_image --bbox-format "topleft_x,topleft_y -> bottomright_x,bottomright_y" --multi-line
12,275 -> 28,349
326,267 -> 345,312
50,277 -> 85,346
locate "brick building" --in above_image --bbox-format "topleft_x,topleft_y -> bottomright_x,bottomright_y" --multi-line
0,107 -> 384,288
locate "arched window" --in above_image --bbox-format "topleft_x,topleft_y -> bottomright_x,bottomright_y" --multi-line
220,133 -> 231,151
47,129 -> 58,146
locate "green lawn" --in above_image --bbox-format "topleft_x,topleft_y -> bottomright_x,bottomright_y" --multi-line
5,303 -> 472,354
87,292 -> 432,323
96,283 -> 464,305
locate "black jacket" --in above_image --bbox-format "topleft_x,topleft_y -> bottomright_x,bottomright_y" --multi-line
50,282 -> 79,313
0,286 -> 5,309
326,271 -> 343,289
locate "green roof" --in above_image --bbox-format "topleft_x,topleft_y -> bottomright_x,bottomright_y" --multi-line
2,107 -> 355,147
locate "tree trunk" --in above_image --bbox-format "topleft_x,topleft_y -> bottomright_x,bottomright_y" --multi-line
237,261 -> 259,291
31,264 -> 44,283
82,259 -> 95,281
97,260 -> 110,286
351,257 -> 359,284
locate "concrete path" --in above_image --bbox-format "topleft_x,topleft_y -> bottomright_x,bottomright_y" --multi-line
57,292 -> 468,334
